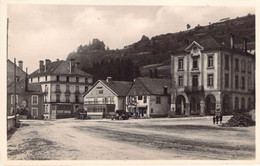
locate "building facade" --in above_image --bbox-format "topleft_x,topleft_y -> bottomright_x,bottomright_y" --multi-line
29,59 -> 93,119
170,35 -> 255,116
126,77 -> 171,118
83,77 -> 132,118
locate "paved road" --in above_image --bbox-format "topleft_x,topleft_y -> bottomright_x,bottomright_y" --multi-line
7,116 -> 255,160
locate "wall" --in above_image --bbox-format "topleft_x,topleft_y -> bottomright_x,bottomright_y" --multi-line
149,95 -> 169,117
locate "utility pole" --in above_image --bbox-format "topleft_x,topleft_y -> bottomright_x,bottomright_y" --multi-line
14,58 -> 17,115
7,18 -> 9,58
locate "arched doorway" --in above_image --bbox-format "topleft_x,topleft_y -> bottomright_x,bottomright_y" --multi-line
176,95 -> 186,115
205,95 -> 216,115
190,95 -> 200,115
222,95 -> 230,114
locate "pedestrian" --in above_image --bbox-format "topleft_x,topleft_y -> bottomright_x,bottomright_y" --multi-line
220,115 -> 223,124
213,115 -> 215,124
216,116 -> 219,124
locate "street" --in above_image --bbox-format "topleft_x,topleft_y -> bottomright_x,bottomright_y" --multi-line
7,116 -> 255,160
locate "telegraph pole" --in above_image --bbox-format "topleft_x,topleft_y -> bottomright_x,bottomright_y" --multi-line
14,58 -> 17,115
7,18 -> 9,58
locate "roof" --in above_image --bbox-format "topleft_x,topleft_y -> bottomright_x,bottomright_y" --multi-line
172,35 -> 254,56
29,60 -> 93,77
7,78 -> 43,94
100,80 -> 133,96
138,77 -> 172,95
7,59 -> 27,86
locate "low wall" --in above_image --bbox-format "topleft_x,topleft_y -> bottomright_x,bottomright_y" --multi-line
7,116 -> 16,131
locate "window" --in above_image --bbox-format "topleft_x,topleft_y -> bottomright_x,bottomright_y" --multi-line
85,78 -> 88,83
75,95 -> 79,103
235,97 -> 239,110
66,85 -> 70,92
143,96 -> 147,103
76,77 -> 79,83
178,58 -> 184,70
235,59 -> 239,71
241,97 -> 245,110
225,74 -> 229,88
32,95 -> 38,105
235,76 -> 239,89
241,60 -> 245,72
178,76 -> 183,87
248,98 -> 251,110
151,108 -> 153,113
66,76 -> 70,82
99,90 -> 103,94
192,75 -> 198,86
31,78 -> 33,83
110,97 -> 114,104
208,74 -> 214,87
193,57 -> 198,69
225,55 -> 229,70
241,76 -> 245,89
75,86 -> 79,93
56,84 -> 60,92
38,77 -> 40,82
208,54 -> 214,68
45,76 -> 47,81
85,86 -> 88,92
248,76 -> 252,90
248,61 -> 252,72
66,95 -> 70,103
156,96 -> 161,104
138,96 -> 142,100
56,75 -> 60,81
11,95 -> 18,104
56,94 -> 60,102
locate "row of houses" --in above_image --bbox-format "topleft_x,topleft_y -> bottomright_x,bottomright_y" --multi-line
7,34 -> 255,119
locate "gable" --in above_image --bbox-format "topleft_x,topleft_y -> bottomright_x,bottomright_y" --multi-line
84,81 -> 117,98
127,78 -> 151,96
185,41 -> 204,52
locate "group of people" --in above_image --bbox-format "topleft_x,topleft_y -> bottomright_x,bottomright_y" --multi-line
213,107 -> 223,124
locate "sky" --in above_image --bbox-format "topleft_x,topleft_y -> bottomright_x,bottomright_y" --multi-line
7,4 -> 254,73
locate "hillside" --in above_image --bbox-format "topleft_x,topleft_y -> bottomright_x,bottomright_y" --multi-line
67,14 -> 255,81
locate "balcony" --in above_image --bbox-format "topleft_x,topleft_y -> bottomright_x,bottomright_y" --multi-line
184,86 -> 204,93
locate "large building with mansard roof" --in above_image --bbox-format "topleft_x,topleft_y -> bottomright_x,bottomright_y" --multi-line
170,34 -> 255,116
29,59 -> 93,119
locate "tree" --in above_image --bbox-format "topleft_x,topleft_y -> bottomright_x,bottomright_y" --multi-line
186,24 -> 191,29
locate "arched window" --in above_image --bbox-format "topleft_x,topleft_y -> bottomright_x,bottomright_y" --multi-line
235,97 -> 239,110
248,98 -> 251,110
241,97 -> 245,110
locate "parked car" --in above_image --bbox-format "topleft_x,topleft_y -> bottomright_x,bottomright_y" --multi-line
111,110 -> 131,120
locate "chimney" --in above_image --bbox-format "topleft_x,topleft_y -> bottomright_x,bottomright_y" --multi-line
70,58 -> 75,73
163,86 -> 168,95
230,34 -> 234,49
243,37 -> 248,53
25,68 -> 28,91
45,59 -> 51,72
154,68 -> 158,78
106,77 -> 112,83
149,69 -> 153,78
185,39 -> 189,46
75,62 -> 80,68
39,60 -> 44,73
18,60 -> 23,70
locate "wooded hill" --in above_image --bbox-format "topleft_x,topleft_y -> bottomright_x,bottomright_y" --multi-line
67,14 -> 255,82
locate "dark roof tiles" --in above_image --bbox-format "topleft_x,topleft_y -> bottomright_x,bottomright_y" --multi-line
100,80 -> 133,96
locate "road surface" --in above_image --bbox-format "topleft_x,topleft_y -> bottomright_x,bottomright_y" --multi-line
7,116 -> 255,160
